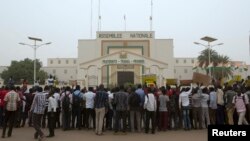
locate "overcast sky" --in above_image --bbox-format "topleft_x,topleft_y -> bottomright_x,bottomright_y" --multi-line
0,0 -> 250,66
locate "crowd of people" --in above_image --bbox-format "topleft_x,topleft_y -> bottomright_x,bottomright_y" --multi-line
0,81 -> 250,140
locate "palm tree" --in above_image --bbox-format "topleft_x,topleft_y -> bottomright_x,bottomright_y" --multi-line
197,48 -> 233,79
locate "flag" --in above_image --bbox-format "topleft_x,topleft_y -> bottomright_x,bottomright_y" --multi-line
99,15 -> 101,20
124,15 -> 126,20
150,16 -> 152,20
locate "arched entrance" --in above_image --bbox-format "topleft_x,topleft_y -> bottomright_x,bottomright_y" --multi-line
79,51 -> 168,88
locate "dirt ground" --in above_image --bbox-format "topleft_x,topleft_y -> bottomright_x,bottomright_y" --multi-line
1,127 -> 207,141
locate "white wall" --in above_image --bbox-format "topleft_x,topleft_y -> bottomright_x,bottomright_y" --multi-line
41,66 -> 77,83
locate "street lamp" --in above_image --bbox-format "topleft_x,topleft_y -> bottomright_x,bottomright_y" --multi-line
19,37 -> 51,85
194,36 -> 223,80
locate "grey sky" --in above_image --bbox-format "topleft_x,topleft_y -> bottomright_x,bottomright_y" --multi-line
0,0 -> 250,66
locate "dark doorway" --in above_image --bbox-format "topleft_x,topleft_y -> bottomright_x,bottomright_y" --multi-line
117,71 -> 134,86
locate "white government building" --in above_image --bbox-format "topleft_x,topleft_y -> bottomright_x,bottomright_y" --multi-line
40,31 -> 250,88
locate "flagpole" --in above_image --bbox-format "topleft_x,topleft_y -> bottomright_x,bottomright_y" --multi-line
150,0 -> 153,31
249,30 -> 250,56
124,14 -> 126,31
98,0 -> 101,31
90,0 -> 93,38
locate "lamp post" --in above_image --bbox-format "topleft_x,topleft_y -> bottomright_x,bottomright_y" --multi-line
194,36 -> 223,80
19,37 -> 51,85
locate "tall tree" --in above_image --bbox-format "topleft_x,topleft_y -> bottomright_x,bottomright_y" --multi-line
197,48 -> 233,79
0,58 -> 48,85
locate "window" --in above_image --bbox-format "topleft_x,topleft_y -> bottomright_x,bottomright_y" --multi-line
53,69 -> 56,74
184,69 -> 188,73
76,70 -> 78,74
184,59 -> 186,63
58,60 -> 61,64
74,60 -> 76,64
176,59 -> 179,64
174,69 -> 176,73
50,60 -> 53,64
191,59 -> 194,64
64,69 -> 67,74
66,60 -> 69,64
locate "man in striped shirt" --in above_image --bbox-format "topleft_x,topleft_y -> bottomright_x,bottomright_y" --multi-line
94,84 -> 108,136
2,85 -> 20,138
30,87 -> 47,141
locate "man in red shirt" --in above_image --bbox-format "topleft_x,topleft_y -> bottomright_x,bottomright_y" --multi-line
0,86 -> 9,128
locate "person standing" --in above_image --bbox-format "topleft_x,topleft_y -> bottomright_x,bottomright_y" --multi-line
2,85 -> 20,138
144,88 -> 157,134
179,84 -> 193,130
192,88 -> 202,129
158,87 -> 169,131
224,86 -> 236,125
60,87 -> 72,131
71,85 -> 84,130
94,84 -> 108,135
30,87 -> 47,141
201,87 -> 210,128
47,91 -> 57,137
128,87 -> 141,132
0,86 -> 9,128
113,85 -> 128,134
216,86 -> 225,125
83,87 -> 96,129
209,87 -> 217,125
232,87 -> 249,125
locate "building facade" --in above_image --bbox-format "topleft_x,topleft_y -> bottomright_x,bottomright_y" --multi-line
41,31 -> 250,88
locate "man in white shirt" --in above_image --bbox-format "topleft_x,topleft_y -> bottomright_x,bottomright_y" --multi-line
83,87 -> 96,129
179,84 -> 192,130
47,93 -> 57,137
53,88 -> 61,128
144,88 -> 156,134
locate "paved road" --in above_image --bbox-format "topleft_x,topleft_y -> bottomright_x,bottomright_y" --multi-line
1,127 -> 207,141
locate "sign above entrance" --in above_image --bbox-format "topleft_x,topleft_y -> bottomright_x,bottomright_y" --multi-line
97,31 -> 154,39
102,59 -> 144,65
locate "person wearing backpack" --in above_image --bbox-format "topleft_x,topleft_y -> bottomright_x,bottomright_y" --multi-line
71,85 -> 84,130
60,86 -> 72,131
232,87 -> 249,125
128,87 -> 141,132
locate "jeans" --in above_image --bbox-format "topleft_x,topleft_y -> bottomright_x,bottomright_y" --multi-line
216,105 -> 225,125
115,111 -> 127,132
86,108 -> 95,129
0,107 -> 4,127
2,111 -> 16,137
182,106 -> 191,129
32,113 -> 44,138
62,110 -> 71,130
71,106 -> 82,129
145,110 -> 156,133
130,110 -> 141,132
